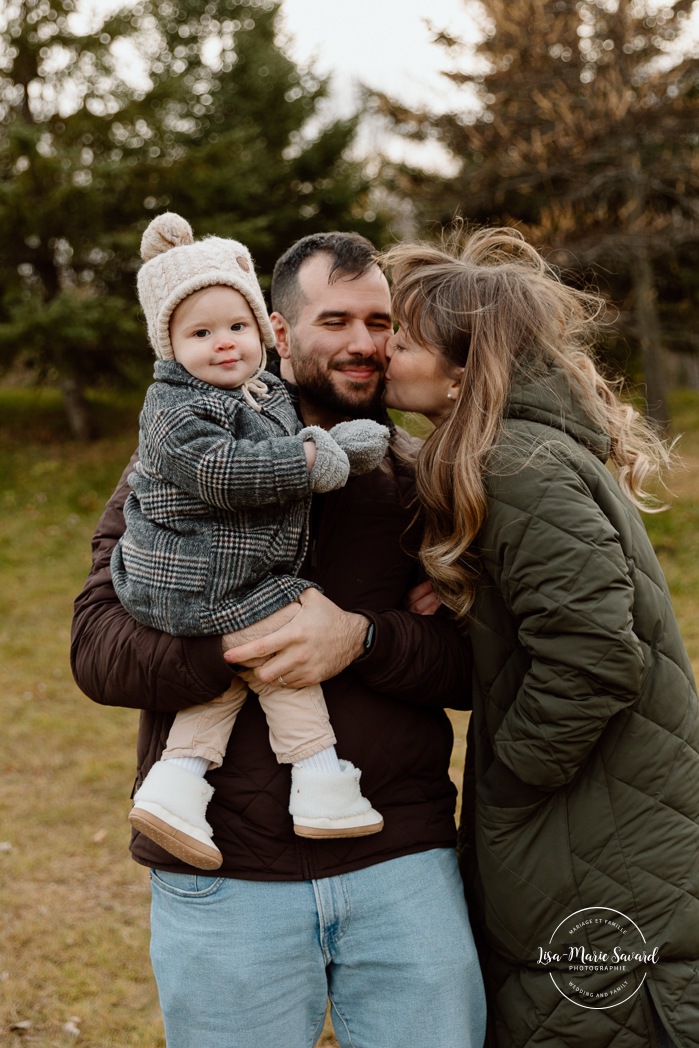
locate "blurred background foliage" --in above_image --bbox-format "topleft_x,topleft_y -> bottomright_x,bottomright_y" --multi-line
0,0 -> 697,436
1,6 -> 697,1041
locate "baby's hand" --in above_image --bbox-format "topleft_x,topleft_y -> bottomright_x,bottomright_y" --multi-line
328,420 -> 390,475
298,426 -> 350,493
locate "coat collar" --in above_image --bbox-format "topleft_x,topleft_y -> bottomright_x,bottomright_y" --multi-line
504,365 -> 611,462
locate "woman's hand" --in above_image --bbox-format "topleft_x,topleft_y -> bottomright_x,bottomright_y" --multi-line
404,579 -> 442,616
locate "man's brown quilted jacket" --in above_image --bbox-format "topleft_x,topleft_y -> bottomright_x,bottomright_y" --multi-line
71,436 -> 472,881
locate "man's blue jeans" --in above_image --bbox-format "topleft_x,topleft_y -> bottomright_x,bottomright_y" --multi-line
149,848 -> 486,1048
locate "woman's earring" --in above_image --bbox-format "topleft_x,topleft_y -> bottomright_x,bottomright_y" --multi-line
447,392 -> 454,400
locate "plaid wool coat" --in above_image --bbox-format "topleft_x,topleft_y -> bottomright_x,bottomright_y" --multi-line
111,360 -> 319,635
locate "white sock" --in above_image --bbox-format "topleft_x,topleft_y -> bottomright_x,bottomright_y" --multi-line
166,756 -> 210,777
295,746 -> 342,775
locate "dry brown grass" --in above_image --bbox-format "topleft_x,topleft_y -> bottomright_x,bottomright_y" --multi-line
1,388 -> 697,1047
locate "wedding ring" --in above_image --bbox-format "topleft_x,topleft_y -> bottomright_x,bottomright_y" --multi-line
278,675 -> 287,687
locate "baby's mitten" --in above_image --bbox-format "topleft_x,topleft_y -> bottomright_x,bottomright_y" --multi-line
328,420 -> 391,475
299,426 -> 350,493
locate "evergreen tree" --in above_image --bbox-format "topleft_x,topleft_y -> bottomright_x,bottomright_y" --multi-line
376,0 -> 699,424
0,0 -> 381,437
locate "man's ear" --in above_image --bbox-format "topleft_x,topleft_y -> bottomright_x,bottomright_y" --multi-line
270,311 -> 296,382
270,312 -> 291,360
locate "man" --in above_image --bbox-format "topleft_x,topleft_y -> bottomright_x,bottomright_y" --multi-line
71,231 -> 486,1048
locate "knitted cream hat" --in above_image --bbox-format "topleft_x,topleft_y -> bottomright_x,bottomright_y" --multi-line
137,212 -> 276,362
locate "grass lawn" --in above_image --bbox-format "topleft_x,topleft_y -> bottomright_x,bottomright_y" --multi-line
1,387 -> 697,1047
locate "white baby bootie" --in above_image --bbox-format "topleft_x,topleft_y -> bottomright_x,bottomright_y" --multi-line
128,760 -> 223,870
289,760 -> 384,839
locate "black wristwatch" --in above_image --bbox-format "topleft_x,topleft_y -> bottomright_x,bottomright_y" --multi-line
363,620 -> 376,655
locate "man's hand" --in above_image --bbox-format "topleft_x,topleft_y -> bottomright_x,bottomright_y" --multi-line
405,579 -> 442,616
223,588 -> 369,688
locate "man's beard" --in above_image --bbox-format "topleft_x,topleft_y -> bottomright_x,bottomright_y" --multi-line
292,354 -> 387,422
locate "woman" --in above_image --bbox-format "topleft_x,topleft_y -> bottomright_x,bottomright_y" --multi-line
381,228 -> 699,1048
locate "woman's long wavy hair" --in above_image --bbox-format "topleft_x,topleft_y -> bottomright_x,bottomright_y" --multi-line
381,226 -> 674,623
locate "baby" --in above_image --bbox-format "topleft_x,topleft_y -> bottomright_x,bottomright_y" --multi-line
111,213 -> 388,869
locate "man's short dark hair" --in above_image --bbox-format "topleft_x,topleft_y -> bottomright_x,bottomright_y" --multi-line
271,232 -> 378,324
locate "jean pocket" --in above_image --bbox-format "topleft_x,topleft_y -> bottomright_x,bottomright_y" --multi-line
150,868 -> 224,897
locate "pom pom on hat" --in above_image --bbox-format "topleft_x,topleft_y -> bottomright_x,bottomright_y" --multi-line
141,212 -> 194,262
136,211 -> 276,362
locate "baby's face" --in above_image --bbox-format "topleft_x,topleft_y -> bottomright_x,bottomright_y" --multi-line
170,285 -> 263,390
